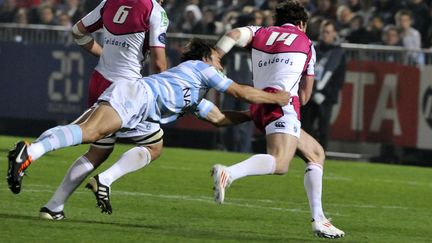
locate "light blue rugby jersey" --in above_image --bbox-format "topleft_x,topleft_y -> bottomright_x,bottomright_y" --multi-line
142,60 -> 233,124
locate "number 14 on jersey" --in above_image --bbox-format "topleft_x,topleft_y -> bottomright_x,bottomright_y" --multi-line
265,32 -> 298,46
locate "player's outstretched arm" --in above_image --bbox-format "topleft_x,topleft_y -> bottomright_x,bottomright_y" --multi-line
215,27 -> 253,57
204,105 -> 251,127
225,82 -> 290,106
72,21 -> 102,57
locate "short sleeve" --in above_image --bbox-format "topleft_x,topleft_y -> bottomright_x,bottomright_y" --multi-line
304,44 -> 316,76
149,2 -> 169,47
247,26 -> 262,36
199,64 -> 233,92
81,0 -> 106,32
195,99 -> 215,118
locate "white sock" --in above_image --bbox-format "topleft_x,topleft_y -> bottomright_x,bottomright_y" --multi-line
28,125 -> 83,161
98,147 -> 151,186
304,162 -> 326,221
226,154 -> 276,181
45,156 -> 94,212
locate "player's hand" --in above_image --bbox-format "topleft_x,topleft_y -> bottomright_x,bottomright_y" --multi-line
274,90 -> 291,106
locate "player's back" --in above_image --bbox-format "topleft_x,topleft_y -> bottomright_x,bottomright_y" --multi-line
250,24 -> 314,96
143,61 -> 232,124
83,0 -> 167,82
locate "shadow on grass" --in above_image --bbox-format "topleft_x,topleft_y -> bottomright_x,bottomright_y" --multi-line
0,212 -> 314,242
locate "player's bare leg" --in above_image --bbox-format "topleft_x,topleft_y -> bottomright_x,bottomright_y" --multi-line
86,141 -> 163,214
7,103 -> 121,195
213,133 -> 297,204
266,133 -> 298,174
78,103 -> 122,143
297,129 -> 344,238
40,145 -> 113,220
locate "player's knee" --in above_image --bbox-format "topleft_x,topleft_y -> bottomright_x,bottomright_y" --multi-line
146,141 -> 163,161
273,159 -> 289,175
314,143 -> 326,166
273,167 -> 289,175
79,125 -> 103,142
85,146 -> 113,168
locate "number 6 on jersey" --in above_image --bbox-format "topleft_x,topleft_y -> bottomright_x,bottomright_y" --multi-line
113,6 -> 132,24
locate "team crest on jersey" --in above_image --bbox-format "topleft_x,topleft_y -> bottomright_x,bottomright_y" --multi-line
161,11 -> 168,27
158,33 -> 166,44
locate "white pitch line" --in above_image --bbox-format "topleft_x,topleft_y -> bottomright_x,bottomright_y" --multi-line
0,184 -> 410,213
155,165 -> 432,187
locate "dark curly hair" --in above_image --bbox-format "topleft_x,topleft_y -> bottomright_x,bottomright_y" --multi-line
274,0 -> 309,26
181,38 -> 215,62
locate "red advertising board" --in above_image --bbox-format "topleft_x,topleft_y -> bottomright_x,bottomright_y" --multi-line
330,61 -> 420,147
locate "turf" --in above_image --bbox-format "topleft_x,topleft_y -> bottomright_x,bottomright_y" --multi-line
0,135 -> 431,242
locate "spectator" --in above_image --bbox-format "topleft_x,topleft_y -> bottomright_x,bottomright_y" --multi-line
346,14 -> 373,44
216,0 -> 238,20
253,0 -> 266,9
336,5 -> 353,39
368,15 -> 385,43
395,9 -> 424,65
241,5 -> 255,15
377,25 -> 404,63
162,0 -> 185,32
252,9 -> 264,26
56,11 -> 73,44
27,0 -> 57,24
299,0 -> 316,13
220,10 -> 239,32
357,0 -> 376,27
0,0 -> 18,22
260,0 -> 278,11
301,20 -> 346,150
346,0 -> 361,12
38,5 -> 56,25
407,0 -> 430,47
375,0 -> 403,25
312,0 -> 337,21
57,11 -> 72,27
181,4 -> 202,33
381,24 -> 402,46
262,9 -> 274,26
195,7 -> 223,35
426,5 -> 432,48
61,0 -> 83,23
13,7 -> 28,24
306,15 -> 324,41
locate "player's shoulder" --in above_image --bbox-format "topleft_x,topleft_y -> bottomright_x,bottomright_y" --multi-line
149,0 -> 166,14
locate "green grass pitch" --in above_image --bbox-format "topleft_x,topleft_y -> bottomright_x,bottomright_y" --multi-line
0,135 -> 431,242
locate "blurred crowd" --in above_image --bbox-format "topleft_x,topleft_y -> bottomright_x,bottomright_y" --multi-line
1,0 -> 432,49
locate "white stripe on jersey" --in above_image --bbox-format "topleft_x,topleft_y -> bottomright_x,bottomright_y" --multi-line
142,61 -> 233,124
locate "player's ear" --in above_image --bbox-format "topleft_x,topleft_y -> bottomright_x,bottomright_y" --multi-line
299,21 -> 307,32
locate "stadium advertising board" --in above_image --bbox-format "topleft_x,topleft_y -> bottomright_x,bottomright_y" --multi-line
0,42 -> 96,121
0,42 -> 430,150
330,61 -> 432,149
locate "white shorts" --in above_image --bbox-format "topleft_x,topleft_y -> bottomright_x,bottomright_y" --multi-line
250,93 -> 301,138
264,107 -> 301,138
92,123 -> 164,149
98,80 -> 153,130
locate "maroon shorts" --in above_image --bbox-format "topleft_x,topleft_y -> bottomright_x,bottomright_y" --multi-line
87,70 -> 112,107
250,87 -> 300,133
